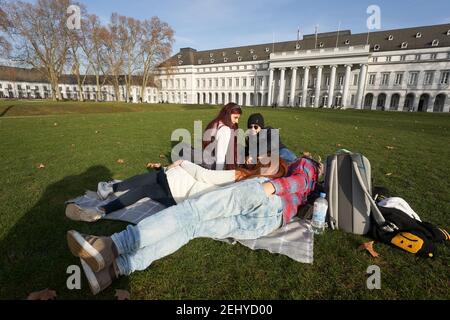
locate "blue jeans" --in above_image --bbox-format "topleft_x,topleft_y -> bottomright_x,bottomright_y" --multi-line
279,147 -> 297,164
111,178 -> 283,275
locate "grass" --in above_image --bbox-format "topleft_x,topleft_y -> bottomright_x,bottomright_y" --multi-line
0,100 -> 449,300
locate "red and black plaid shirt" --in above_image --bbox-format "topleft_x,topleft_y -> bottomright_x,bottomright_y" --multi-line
270,157 -> 319,225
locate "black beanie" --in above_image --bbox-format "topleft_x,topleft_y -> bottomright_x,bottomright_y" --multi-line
247,113 -> 265,128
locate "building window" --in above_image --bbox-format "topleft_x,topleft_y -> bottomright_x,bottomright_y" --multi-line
325,75 -> 330,86
381,73 -> 390,85
235,78 -> 240,87
416,32 -> 422,38
386,56 -> 391,62
208,79 -> 212,88
369,74 -> 376,85
215,79 -> 218,87
228,78 -> 232,87
374,44 -> 381,51
265,47 -> 270,52
400,55 -> 406,62
345,39 -> 350,45
388,35 -> 394,41
251,78 -> 255,87
401,42 -> 408,49
222,78 -> 225,87
237,56 -> 242,62
252,55 -> 257,60
394,73 -> 404,85
431,53 -> 437,60
243,78 -> 247,87
338,75 -> 344,86
202,79 -> 206,88
198,59 -> 202,64
224,58 -> 228,63
408,72 -> 419,86
319,42 -> 324,48
440,71 -> 450,84
235,50 -> 240,55
352,74 -> 358,86
415,54 -> 421,61
432,39 -> 439,47
424,71 -> 434,85
373,57 -> 378,62
183,79 -> 186,88
259,77 -> 263,87
210,59 -> 215,63
197,79 -> 200,88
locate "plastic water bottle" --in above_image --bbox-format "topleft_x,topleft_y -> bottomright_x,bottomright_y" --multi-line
311,193 -> 328,235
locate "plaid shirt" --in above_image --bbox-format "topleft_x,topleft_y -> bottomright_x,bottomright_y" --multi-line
270,157 -> 319,225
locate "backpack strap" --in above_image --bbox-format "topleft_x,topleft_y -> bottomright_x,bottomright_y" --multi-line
350,154 -> 398,233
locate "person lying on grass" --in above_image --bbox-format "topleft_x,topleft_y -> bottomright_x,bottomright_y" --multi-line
66,156 -> 323,295
65,158 -> 288,222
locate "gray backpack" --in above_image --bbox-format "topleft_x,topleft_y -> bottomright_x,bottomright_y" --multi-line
324,150 -> 395,235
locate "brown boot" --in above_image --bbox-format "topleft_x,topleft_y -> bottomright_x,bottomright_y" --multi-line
80,258 -> 119,295
67,230 -> 118,272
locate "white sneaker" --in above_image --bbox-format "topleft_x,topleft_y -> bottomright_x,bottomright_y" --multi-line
65,204 -> 105,222
97,181 -> 114,200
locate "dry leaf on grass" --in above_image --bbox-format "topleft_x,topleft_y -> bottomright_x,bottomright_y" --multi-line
302,152 -> 311,157
95,130 -> 100,134
37,163 -> 45,169
336,143 -> 342,147
117,159 -> 125,164
358,241 -> 380,258
385,173 -> 393,176
159,154 -> 167,159
146,162 -> 162,169
53,122 -> 58,126
115,289 -> 130,300
27,288 -> 57,300
386,146 -> 395,150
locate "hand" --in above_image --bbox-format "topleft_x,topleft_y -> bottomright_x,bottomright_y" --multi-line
245,156 -> 254,165
262,182 -> 275,196
167,160 -> 183,170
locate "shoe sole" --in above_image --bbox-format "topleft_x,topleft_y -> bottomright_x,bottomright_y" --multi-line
80,259 -> 101,295
67,230 -> 105,272
65,204 -> 102,222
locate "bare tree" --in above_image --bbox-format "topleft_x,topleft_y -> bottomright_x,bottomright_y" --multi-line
103,13 -> 125,101
138,17 -> 174,102
3,0 -> 73,101
0,5 -> 11,57
116,15 -> 142,103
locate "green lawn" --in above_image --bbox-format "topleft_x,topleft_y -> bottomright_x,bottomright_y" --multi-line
0,100 -> 449,300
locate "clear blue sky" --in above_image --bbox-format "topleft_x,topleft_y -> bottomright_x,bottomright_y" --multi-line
67,0 -> 450,53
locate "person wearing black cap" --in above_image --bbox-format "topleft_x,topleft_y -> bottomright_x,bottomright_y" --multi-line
245,113 -> 298,165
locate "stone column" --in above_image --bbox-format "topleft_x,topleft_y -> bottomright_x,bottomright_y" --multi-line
302,66 -> 310,107
267,68 -> 274,106
289,67 -> 298,107
397,94 -> 405,112
277,67 -> 286,106
342,64 -> 352,108
327,65 -> 337,108
355,64 -> 368,109
314,66 -> 323,108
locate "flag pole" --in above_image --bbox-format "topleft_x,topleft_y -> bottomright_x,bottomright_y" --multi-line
335,21 -> 341,48
314,25 -> 319,49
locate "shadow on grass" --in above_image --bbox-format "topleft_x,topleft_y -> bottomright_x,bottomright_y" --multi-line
0,104 -> 15,117
0,165 -> 130,299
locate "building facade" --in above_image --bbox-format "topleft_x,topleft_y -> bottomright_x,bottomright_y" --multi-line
1,23 -> 449,112
155,23 -> 450,112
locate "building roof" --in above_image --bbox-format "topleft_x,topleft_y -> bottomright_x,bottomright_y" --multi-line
168,23 -> 450,66
0,65 -> 155,86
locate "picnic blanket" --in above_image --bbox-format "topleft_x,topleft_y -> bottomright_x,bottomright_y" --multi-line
66,189 -> 314,264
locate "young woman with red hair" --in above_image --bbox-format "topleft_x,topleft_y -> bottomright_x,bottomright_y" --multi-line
202,102 -> 242,170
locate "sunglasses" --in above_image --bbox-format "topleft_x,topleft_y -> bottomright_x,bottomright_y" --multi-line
249,125 -> 260,130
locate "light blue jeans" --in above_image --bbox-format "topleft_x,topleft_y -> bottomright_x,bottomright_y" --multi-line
279,147 -> 298,165
111,177 -> 283,275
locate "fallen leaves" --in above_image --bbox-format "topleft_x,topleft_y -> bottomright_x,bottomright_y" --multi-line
159,154 -> 167,159
385,172 -> 393,176
37,163 -> 45,169
359,241 -> 380,258
115,289 -> 130,300
385,146 -> 395,150
53,122 -> 58,127
146,162 -> 162,169
117,159 -> 125,164
27,288 -> 57,300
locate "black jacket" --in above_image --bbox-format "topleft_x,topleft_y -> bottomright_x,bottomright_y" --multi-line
245,126 -> 286,158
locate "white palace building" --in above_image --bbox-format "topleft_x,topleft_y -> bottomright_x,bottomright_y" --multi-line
1,23 -> 450,112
